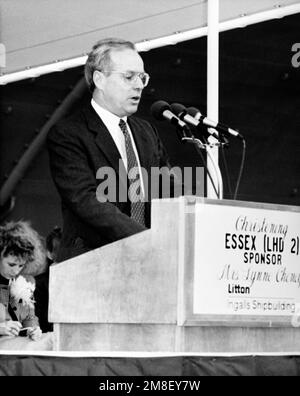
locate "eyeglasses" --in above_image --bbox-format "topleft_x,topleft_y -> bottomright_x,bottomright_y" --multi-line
100,70 -> 150,87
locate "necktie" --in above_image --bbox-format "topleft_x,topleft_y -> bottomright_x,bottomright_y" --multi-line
119,119 -> 145,226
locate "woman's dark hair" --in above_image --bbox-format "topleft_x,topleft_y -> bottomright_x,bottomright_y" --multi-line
0,221 -> 46,275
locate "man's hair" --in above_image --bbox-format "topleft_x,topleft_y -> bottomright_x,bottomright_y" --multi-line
84,38 -> 136,92
46,226 -> 62,253
0,221 -> 46,276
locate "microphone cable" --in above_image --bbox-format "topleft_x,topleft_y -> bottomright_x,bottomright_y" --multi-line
151,100 -> 221,198
220,144 -> 233,198
233,137 -> 246,200
180,132 -> 222,198
219,131 -> 246,200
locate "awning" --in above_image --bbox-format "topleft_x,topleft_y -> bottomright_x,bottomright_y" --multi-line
0,0 -> 300,83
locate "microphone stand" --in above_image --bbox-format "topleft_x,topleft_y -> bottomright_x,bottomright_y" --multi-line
180,132 -> 224,199
205,140 -> 223,199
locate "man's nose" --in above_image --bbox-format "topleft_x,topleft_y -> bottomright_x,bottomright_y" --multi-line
134,76 -> 144,90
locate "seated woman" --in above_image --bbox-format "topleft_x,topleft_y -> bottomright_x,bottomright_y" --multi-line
0,221 -> 46,340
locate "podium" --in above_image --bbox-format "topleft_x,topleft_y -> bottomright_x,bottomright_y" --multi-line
49,197 -> 300,352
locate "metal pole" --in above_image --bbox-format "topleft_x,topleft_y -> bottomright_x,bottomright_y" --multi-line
0,77 -> 87,206
206,0 -> 220,199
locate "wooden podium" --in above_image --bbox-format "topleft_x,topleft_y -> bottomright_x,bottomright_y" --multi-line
49,197 -> 300,352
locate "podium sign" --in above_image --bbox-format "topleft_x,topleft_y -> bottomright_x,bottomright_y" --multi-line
192,202 -> 300,326
50,197 -> 300,351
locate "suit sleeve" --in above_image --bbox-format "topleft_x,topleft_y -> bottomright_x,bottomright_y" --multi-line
47,123 -> 146,244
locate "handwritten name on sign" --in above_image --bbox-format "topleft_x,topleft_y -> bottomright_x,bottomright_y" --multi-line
193,203 -> 300,317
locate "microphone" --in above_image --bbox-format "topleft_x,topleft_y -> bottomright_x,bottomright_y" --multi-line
186,106 -> 243,140
171,103 -> 219,141
150,100 -> 192,138
187,107 -> 202,121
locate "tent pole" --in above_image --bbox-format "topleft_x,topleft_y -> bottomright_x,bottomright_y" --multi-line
206,0 -> 220,199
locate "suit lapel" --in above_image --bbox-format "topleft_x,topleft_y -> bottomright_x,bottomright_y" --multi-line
83,104 -> 122,173
82,105 -> 151,195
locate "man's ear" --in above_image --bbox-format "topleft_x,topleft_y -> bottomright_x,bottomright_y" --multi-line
93,70 -> 104,89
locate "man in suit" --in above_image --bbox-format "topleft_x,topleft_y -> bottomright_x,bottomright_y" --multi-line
47,38 -> 173,262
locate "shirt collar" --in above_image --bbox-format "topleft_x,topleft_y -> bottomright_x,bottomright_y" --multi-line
91,99 -> 127,127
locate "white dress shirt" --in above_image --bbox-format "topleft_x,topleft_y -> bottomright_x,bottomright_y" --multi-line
91,99 -> 145,195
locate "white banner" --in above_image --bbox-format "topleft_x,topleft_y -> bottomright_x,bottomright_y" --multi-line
193,203 -> 300,317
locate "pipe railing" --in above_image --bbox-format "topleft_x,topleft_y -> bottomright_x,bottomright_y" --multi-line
0,77 -> 87,207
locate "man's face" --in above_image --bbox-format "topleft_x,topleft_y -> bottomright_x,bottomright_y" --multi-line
94,48 -> 145,117
0,253 -> 25,279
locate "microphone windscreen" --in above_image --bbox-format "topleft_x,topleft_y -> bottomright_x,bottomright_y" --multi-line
186,107 -> 200,117
150,100 -> 170,120
170,103 -> 186,116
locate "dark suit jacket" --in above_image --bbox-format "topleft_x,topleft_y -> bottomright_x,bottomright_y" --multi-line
47,103 -> 172,262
